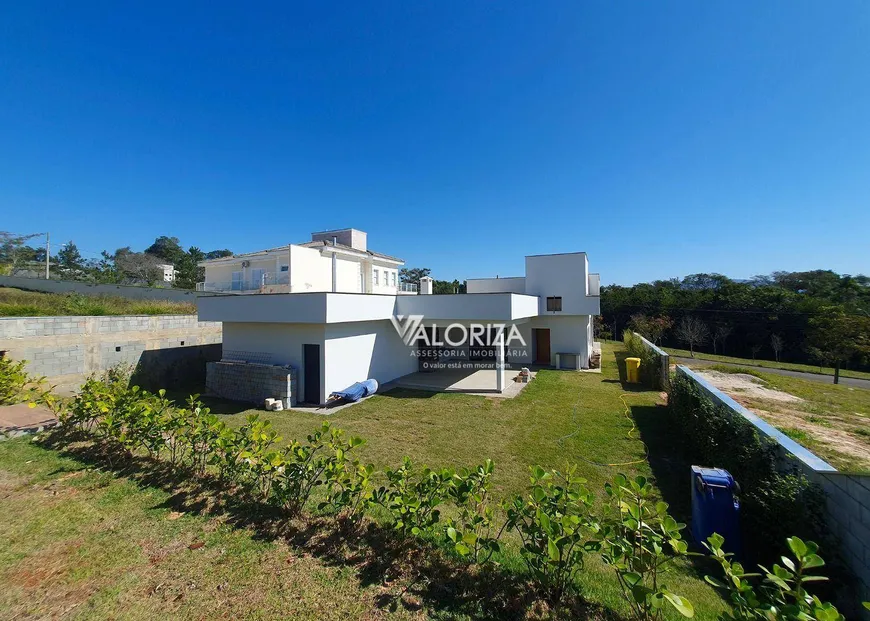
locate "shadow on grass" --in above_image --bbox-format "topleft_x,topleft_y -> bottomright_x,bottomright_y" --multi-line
630,404 -> 726,586
36,428 -> 623,621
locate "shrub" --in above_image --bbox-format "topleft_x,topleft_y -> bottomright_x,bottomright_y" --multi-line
373,457 -> 454,541
593,474 -> 693,620
623,330 -> 666,389
443,459 -> 503,563
504,465 -> 596,604
705,534 -> 847,620
271,421 -> 369,516
0,357 -> 40,405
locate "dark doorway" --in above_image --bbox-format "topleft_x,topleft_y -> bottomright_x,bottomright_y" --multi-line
534,328 -> 551,364
303,344 -> 321,404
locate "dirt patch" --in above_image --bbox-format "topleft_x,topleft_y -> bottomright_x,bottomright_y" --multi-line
0,469 -> 26,494
743,406 -> 870,470
696,370 -> 803,403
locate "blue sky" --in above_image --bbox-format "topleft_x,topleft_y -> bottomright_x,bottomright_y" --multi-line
2,2 -> 868,285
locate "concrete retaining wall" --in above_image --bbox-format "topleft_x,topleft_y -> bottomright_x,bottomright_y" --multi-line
676,365 -> 870,613
0,275 -> 218,302
0,315 -> 222,392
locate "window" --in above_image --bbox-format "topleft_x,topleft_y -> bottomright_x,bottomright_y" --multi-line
279,265 -> 289,272
546,296 -> 562,312
373,269 -> 379,286
391,272 -> 396,286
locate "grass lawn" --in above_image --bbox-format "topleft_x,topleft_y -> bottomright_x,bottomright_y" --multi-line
684,363 -> 870,473
663,346 -> 870,381
0,343 -> 728,619
0,287 -> 196,317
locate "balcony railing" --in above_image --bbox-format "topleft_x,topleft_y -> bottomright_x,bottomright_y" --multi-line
197,272 -> 289,293
588,273 -> 601,297
399,282 -> 418,293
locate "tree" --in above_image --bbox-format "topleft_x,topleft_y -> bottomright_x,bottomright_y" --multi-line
107,247 -> 164,285
56,241 -> 84,275
628,314 -> 672,345
174,246 -> 206,290
144,236 -> 185,265
807,308 -> 870,384
770,334 -> 785,362
433,279 -> 465,294
399,267 -> 431,286
674,316 -> 709,357
205,249 -> 233,260
711,324 -> 732,355
0,231 -> 44,272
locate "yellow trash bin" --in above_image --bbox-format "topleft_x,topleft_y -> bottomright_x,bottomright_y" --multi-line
626,357 -> 641,383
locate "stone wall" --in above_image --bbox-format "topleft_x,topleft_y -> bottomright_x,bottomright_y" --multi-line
206,361 -> 297,407
0,315 -> 222,392
676,365 -> 870,615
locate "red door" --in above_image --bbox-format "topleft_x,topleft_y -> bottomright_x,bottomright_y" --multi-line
535,329 -> 551,364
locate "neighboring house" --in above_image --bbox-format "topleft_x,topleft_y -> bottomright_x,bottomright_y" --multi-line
157,264 -> 176,283
196,228 -> 409,295
198,238 -> 601,406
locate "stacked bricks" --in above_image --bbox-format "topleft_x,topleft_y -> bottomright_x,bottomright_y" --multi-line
206,361 -> 297,408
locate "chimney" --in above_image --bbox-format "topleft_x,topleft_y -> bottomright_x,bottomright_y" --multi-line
310,229 -> 367,251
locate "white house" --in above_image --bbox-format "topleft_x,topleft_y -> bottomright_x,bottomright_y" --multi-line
196,228 -> 410,295
197,232 -> 600,406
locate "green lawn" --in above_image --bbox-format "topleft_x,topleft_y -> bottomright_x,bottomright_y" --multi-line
0,287 -> 196,317
688,363 -> 870,473
0,343 -> 728,619
663,347 -> 870,381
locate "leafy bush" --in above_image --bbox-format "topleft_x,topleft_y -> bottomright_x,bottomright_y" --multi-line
504,465 -> 596,604
593,474 -> 693,620
623,330 -> 667,389
444,459 -> 503,563
373,457 -> 454,540
669,373 -> 826,566
705,534 -> 847,620
0,357 -> 41,405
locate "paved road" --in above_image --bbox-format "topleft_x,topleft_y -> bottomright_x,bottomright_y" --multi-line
672,356 -> 870,391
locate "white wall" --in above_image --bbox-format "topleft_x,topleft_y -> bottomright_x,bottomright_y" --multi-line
466,277 -> 526,294
335,255 -> 363,293
396,293 -> 538,321
525,253 -> 599,316
370,261 -> 399,294
198,293 -> 329,323
512,315 -> 592,367
324,320 -> 417,399
221,322 -> 326,403
289,245 -> 332,292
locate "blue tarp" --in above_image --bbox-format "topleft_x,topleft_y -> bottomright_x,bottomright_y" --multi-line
330,379 -> 379,403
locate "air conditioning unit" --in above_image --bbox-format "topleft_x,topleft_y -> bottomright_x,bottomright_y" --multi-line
241,260 -> 250,268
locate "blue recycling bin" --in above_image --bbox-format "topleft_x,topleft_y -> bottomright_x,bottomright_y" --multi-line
691,466 -> 740,556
